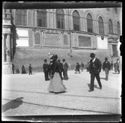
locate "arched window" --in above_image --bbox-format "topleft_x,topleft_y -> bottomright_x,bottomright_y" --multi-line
98,16 -> 104,35
15,10 -> 27,26
73,10 -> 80,31
109,19 -> 113,34
87,13 -> 93,33
56,9 -> 65,29
117,21 -> 120,35
37,9 -> 47,27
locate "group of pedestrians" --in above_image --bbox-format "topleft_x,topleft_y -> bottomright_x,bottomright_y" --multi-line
11,52 -> 120,93
42,57 -> 69,82
12,64 -> 32,75
44,53 -> 102,93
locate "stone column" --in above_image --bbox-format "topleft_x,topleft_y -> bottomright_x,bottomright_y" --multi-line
6,34 -> 11,62
3,9 -> 13,74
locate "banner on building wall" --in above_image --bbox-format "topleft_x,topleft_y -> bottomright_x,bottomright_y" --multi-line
17,28 -> 29,37
16,28 -> 29,47
97,36 -> 108,49
16,38 -> 29,47
44,33 -> 60,46
78,36 -> 91,47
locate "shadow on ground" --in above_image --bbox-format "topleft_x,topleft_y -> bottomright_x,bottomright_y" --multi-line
87,83 -> 100,89
100,77 -> 106,80
2,97 -> 24,112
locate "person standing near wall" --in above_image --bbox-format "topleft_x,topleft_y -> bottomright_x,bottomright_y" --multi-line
21,65 -> 26,74
43,59 -> 49,81
114,58 -> 120,74
62,59 -> 69,80
29,64 -> 32,75
75,62 -> 80,74
103,57 -> 111,80
12,64 -> 15,74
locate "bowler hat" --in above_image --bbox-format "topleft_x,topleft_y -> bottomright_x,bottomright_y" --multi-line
90,53 -> 95,58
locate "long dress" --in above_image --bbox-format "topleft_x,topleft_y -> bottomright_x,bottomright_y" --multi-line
48,61 -> 66,93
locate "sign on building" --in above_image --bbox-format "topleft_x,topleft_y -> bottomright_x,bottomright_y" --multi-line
97,36 -> 108,49
78,36 -> 91,47
16,28 -> 29,47
44,33 -> 60,47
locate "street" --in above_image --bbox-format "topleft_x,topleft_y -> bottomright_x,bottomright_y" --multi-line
2,69 -> 121,117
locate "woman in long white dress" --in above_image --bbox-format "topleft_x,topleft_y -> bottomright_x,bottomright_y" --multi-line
48,55 -> 66,94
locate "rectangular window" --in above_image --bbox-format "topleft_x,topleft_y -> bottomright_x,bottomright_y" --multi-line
37,19 -> 41,26
88,28 -> 93,33
74,24 -> 79,31
37,11 -> 46,27
16,10 -> 27,26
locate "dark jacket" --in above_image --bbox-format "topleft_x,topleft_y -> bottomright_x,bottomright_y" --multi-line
103,61 -> 110,70
75,63 -> 80,70
43,63 -> 49,72
89,58 -> 101,74
29,65 -> 32,71
63,62 -> 69,71
22,66 -> 26,74
48,61 -> 62,79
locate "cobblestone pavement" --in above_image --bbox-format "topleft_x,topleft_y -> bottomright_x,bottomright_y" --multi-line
2,70 -> 121,117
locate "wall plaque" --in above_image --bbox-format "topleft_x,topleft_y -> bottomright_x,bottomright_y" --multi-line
44,33 -> 59,46
78,36 -> 91,47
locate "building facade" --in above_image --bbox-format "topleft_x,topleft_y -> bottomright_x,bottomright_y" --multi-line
12,8 -> 121,57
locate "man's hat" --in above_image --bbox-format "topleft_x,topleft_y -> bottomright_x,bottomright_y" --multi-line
90,53 -> 95,58
105,57 -> 108,60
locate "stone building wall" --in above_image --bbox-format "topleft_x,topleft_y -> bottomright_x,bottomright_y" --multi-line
13,8 -> 121,57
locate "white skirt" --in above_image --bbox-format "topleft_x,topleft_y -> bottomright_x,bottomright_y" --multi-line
48,72 -> 66,93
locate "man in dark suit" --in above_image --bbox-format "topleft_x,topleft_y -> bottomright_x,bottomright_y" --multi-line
12,64 -> 15,74
43,59 -> 49,81
29,64 -> 32,75
88,53 -> 102,92
103,57 -> 111,80
62,59 -> 69,80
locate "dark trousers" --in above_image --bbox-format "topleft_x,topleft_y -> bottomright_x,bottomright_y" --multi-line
44,71 -> 49,81
29,70 -> 32,75
12,69 -> 14,74
90,73 -> 102,90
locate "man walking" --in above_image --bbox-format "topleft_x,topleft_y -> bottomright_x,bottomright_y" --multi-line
43,59 -> 49,81
29,64 -> 32,75
62,59 -> 69,80
114,58 -> 120,74
103,57 -> 110,80
88,53 -> 102,92
12,64 -> 15,74
75,62 -> 80,74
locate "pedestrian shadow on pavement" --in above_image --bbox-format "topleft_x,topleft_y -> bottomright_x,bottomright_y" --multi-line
88,83 -> 100,89
2,97 -> 24,112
